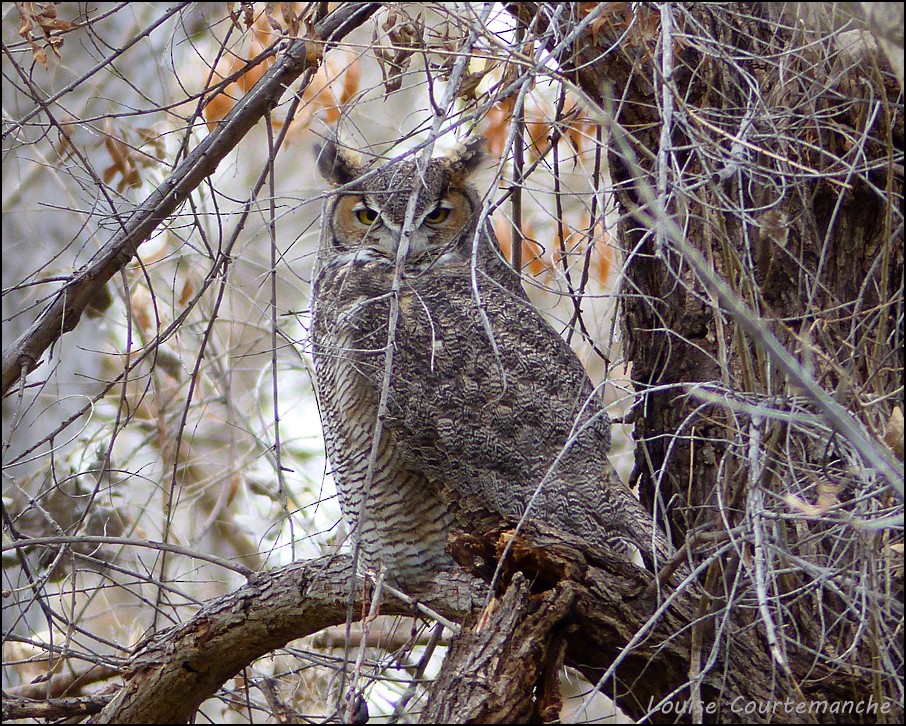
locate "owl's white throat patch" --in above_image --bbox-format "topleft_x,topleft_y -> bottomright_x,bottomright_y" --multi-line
327,247 -> 393,270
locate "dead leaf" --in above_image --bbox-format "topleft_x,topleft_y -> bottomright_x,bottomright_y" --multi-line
16,2 -> 75,65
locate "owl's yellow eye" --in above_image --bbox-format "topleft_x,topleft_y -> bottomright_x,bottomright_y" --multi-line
355,206 -> 379,225
424,205 -> 450,224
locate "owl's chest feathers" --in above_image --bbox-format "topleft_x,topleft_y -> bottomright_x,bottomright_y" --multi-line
325,277 -> 494,382
314,273 -> 505,461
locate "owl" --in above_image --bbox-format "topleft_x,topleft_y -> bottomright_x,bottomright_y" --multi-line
310,138 -> 675,588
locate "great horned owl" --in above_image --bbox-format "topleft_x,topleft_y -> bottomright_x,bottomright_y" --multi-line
310,138 -> 675,587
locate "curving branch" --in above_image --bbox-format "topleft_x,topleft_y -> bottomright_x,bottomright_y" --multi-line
88,555 -> 480,724
424,524 -> 897,724
1,3 -> 381,396
12,527 -> 884,723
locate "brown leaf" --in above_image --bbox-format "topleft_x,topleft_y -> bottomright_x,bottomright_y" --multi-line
373,9 -> 423,95
16,2 -> 74,64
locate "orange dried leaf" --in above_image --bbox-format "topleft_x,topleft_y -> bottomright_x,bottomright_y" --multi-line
304,24 -> 323,66
17,2 -> 74,63
102,131 -> 142,191
492,218 -> 513,259
522,237 -> 548,277
485,101 -> 515,158
595,241 -> 613,282
204,88 -> 235,130
282,2 -> 301,38
338,57 -> 361,105
239,62 -> 265,93
525,117 -> 550,161
178,276 -> 196,307
131,285 -> 153,335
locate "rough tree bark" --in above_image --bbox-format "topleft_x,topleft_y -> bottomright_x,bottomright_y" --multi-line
62,520 -> 892,724
5,4 -> 901,724
100,5 -> 901,723
507,0 -> 902,540
422,523 -> 896,723
468,2 -> 904,723
69,556 -> 481,724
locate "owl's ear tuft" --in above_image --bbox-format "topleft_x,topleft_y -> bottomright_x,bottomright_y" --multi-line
447,136 -> 486,182
316,139 -> 362,185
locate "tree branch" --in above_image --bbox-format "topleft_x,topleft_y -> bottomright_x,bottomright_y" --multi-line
1,2 -> 381,396
89,555 -> 481,724
35,525 -> 881,723
425,525 -> 889,724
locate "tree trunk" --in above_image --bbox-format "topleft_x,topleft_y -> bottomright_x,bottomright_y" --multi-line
480,3 -> 904,721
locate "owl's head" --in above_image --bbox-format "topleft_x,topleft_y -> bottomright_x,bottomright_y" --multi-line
317,138 -> 486,262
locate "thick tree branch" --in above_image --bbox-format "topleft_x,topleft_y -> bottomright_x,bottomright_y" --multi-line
4,694 -> 111,721
29,526 -> 883,724
89,555 -> 481,724
423,572 -> 574,724
424,525 -> 894,724
1,2 -> 380,396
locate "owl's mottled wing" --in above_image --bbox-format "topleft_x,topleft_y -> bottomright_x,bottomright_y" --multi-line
381,259 -> 673,566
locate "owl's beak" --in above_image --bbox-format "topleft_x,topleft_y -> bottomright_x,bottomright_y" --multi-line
374,222 -> 431,257
407,230 -> 431,254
